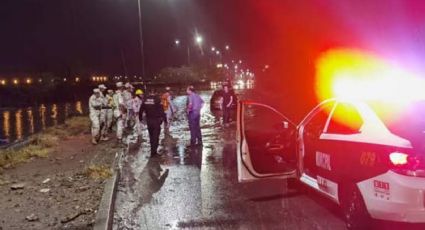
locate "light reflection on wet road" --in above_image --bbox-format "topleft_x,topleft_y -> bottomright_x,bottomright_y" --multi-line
113,91 -> 347,230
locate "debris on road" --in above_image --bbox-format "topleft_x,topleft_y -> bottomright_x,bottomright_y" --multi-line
0,178 -> 9,186
25,214 -> 39,222
39,188 -> 50,193
0,117 -> 118,229
76,185 -> 90,192
61,208 -> 93,223
10,183 -> 25,190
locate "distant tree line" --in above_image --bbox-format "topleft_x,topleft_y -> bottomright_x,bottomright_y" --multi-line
0,66 -> 225,107
152,66 -> 226,84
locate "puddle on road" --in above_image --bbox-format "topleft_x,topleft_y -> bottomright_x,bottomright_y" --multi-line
113,91 -> 238,230
113,90 -> 352,230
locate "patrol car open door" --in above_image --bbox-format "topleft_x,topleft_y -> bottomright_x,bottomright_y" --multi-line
237,100 -> 298,182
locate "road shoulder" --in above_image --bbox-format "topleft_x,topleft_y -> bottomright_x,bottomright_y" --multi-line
0,117 -> 119,229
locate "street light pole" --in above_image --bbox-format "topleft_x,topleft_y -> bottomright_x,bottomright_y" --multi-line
175,39 -> 191,66
195,35 -> 204,56
187,46 -> 191,66
175,34 -> 203,66
137,0 -> 146,78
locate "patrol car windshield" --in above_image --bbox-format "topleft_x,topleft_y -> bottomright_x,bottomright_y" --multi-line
370,100 -> 425,150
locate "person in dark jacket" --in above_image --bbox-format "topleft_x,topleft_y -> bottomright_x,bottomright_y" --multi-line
221,85 -> 234,126
139,89 -> 165,157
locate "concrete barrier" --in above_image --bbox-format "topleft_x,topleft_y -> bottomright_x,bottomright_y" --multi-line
93,150 -> 124,230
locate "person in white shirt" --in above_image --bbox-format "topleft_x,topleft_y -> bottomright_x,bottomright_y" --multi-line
89,88 -> 103,144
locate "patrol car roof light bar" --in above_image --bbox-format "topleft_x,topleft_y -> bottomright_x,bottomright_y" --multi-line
389,152 -> 425,177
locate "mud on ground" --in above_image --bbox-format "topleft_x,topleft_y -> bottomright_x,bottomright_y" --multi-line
0,118 -> 119,230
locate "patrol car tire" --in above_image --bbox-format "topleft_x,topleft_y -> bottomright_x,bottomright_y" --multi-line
341,184 -> 371,230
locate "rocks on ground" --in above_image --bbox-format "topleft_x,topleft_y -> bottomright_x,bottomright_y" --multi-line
0,134 -> 118,230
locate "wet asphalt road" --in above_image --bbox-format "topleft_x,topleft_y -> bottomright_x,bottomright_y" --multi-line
112,90 -> 351,230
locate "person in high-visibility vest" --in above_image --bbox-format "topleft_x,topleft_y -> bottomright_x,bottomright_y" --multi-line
161,86 -> 175,131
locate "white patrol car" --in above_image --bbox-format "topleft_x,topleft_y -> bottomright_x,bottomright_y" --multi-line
237,99 -> 425,229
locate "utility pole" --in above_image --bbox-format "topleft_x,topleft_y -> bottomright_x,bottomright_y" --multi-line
137,0 -> 146,78
120,48 -> 128,77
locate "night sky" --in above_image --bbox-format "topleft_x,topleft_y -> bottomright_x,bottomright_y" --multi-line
0,0 -> 261,76
2,0 -> 425,90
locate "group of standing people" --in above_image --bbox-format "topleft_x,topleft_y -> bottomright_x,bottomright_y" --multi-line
89,83 -> 204,157
89,82 -> 143,145
88,84 -> 114,144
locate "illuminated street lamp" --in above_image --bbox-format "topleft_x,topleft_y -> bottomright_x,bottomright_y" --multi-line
216,50 -> 220,55
175,33 -> 204,65
75,77 -> 80,82
211,46 -> 216,52
26,78 -> 32,84
195,35 -> 204,56
195,35 -> 203,44
0,80 -> 6,85
225,45 -> 230,50
13,79 -> 18,85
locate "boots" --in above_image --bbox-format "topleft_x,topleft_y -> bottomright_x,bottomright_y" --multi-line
91,137 -> 98,145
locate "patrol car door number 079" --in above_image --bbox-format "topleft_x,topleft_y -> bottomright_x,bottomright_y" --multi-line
316,151 -> 331,171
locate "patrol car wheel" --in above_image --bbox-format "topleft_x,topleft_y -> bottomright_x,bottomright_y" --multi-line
341,184 -> 370,230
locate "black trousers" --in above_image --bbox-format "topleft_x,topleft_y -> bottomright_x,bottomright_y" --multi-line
223,106 -> 231,124
147,117 -> 162,155
188,112 -> 202,145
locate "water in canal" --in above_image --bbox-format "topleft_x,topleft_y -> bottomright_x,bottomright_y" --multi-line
0,101 -> 88,146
